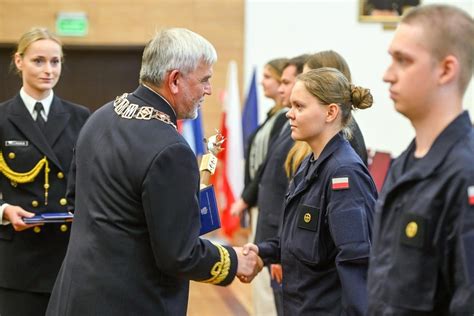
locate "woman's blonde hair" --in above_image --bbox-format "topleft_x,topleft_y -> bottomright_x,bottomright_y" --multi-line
285,68 -> 372,177
12,27 -> 63,75
285,51 -> 367,178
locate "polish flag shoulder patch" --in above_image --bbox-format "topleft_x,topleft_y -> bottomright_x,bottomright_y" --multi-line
468,186 -> 474,205
331,177 -> 350,190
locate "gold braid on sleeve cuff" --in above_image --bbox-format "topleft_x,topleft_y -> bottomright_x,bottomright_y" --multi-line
201,243 -> 231,285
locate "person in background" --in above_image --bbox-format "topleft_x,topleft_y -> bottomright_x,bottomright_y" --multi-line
244,67 -> 377,315
45,28 -> 262,316
253,54 -> 308,316
368,4 -> 474,314
285,50 -> 368,179
0,27 -> 90,316
230,57 -> 288,316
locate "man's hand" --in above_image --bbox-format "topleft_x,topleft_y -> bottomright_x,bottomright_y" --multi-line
3,205 -> 40,231
230,198 -> 248,217
270,264 -> 283,284
233,244 -> 263,283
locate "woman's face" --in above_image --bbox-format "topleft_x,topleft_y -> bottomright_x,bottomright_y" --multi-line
286,81 -> 327,143
260,65 -> 280,100
15,39 -> 62,98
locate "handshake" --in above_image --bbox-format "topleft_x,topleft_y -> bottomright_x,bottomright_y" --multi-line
233,243 -> 263,283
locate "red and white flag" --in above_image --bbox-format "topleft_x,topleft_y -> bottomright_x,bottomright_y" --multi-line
211,61 -> 244,238
468,186 -> 474,205
332,177 -> 350,190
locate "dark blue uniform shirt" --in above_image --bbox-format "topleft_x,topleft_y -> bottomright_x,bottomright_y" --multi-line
258,133 -> 377,315
368,111 -> 474,315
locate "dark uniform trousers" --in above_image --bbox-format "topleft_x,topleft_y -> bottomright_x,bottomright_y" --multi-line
258,133 -> 377,315
0,94 -> 90,316
368,111 -> 474,315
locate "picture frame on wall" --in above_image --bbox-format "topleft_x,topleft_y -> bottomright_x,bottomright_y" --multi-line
359,0 -> 421,23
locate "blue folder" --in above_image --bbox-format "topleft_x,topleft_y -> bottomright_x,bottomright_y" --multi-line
199,185 -> 221,235
23,212 -> 73,224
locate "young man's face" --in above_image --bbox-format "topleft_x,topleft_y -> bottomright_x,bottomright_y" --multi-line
278,65 -> 298,107
383,23 -> 441,120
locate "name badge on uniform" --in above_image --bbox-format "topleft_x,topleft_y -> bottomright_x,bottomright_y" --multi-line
297,204 -> 319,231
400,213 -> 427,249
5,140 -> 29,147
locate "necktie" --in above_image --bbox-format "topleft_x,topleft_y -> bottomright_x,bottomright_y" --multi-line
34,102 -> 46,132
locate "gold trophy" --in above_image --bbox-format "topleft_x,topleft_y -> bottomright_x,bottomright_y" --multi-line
199,131 -> 225,188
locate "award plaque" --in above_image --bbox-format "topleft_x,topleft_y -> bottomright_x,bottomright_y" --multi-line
198,132 -> 224,235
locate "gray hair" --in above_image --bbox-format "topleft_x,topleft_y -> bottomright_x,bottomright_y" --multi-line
139,28 -> 217,86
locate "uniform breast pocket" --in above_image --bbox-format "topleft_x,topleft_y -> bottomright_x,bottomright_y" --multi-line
288,204 -> 327,265
2,145 -> 38,171
388,206 -> 440,311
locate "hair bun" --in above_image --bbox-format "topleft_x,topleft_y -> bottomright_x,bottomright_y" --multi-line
350,84 -> 373,110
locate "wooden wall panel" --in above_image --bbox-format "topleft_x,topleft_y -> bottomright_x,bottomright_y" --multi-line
0,0 -> 244,137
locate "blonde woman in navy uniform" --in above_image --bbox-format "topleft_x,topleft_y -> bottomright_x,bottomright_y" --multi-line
0,27 -> 89,315
244,67 -> 377,315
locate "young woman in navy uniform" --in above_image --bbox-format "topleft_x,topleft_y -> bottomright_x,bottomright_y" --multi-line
244,67 -> 377,315
0,27 -> 89,315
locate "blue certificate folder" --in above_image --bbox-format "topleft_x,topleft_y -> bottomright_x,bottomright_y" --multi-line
23,212 -> 74,224
199,185 -> 221,236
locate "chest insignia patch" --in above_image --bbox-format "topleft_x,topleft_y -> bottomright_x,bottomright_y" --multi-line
331,177 -> 349,190
468,186 -> 474,205
405,221 -> 418,238
297,205 -> 319,231
400,213 -> 427,248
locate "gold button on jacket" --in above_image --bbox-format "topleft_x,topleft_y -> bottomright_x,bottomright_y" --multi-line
31,200 -> 39,207
57,172 -> 64,179
8,152 -> 15,159
60,198 -> 67,206
33,226 -> 41,233
60,224 -> 68,232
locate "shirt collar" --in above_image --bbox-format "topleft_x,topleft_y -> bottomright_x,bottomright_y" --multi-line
142,84 -> 177,117
20,87 -> 54,118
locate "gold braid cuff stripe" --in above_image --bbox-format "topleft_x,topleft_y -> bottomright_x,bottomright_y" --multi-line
0,152 -> 50,205
113,93 -> 177,130
201,243 -> 231,285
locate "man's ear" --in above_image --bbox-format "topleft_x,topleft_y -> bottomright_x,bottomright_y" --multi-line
168,69 -> 180,94
438,55 -> 459,86
326,103 -> 339,123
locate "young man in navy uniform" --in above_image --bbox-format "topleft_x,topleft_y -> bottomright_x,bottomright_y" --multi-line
368,4 -> 474,314
45,28 -> 262,316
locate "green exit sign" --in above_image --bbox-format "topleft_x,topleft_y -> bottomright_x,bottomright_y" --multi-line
56,12 -> 88,37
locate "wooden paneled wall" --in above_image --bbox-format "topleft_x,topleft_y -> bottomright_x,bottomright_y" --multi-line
0,0 -> 244,136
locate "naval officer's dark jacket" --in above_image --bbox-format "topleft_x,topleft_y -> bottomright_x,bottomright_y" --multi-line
0,94 -> 90,293
258,133 -> 377,315
368,111 -> 474,315
46,85 -> 238,316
